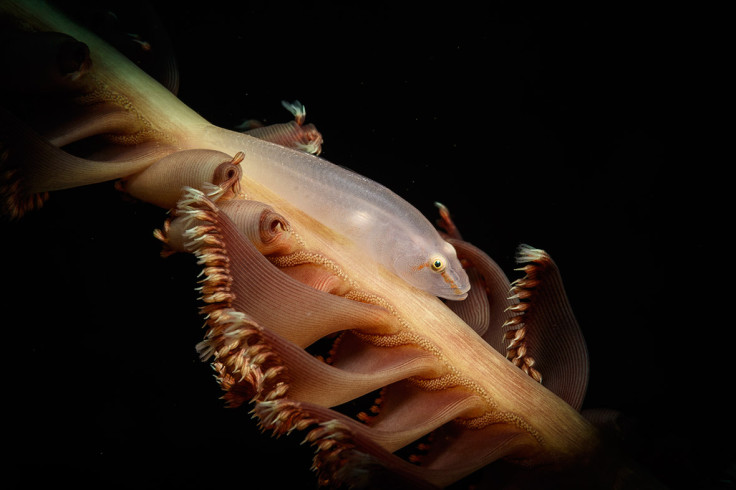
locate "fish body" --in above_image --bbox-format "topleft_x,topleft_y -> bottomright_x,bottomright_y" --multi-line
201,127 -> 470,300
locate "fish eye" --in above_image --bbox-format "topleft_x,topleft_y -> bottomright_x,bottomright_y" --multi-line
429,255 -> 446,273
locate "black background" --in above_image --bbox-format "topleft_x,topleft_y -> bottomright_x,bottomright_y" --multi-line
3,1 -> 729,489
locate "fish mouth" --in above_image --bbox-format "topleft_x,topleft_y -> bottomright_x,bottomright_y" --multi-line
436,283 -> 470,301
444,290 -> 469,301
439,268 -> 470,300
436,286 -> 469,301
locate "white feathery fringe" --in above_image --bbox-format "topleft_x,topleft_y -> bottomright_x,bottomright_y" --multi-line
176,186 -> 207,208
199,181 -> 227,201
515,244 -> 547,264
297,140 -> 321,154
195,341 -> 215,360
183,223 -> 214,240
194,251 -> 228,267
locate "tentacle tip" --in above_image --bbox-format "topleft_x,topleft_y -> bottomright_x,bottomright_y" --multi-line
199,181 -> 225,200
0,193 -> 47,221
231,151 -> 245,165
153,224 -> 181,258
433,201 -> 464,240
0,165 -> 48,220
515,244 -> 549,265
281,99 -> 307,124
295,140 -> 322,155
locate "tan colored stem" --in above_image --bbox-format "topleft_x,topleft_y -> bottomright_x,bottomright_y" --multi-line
1,2 -> 603,487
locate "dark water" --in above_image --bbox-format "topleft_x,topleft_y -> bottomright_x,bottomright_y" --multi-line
3,2 -> 727,489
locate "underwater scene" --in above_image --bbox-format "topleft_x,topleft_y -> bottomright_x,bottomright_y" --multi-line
2,1 -> 729,489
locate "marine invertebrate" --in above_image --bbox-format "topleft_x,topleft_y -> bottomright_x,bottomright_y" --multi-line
2,1 -> 666,488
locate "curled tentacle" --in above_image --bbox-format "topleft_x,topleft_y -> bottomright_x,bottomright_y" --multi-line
240,100 -> 324,155
435,203 -> 514,339
252,399 -> 443,489
0,3 -> 607,486
245,121 -> 323,156
250,393 -> 533,489
217,199 -> 296,255
162,196 -> 299,259
0,25 -> 170,151
168,187 -> 561,488
0,107 -> 167,219
211,151 -> 244,198
122,149 -> 241,208
280,331 -> 443,407
443,237 -> 518,351
0,25 -> 179,219
503,245 -> 589,410
170,187 -> 401,347
437,204 -> 588,410
200,306 -> 529,490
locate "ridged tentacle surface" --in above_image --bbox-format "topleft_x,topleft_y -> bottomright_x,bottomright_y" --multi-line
157,187 -> 598,488
0,2 -> 603,487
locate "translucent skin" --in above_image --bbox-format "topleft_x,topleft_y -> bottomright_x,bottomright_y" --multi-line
202,128 -> 470,300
